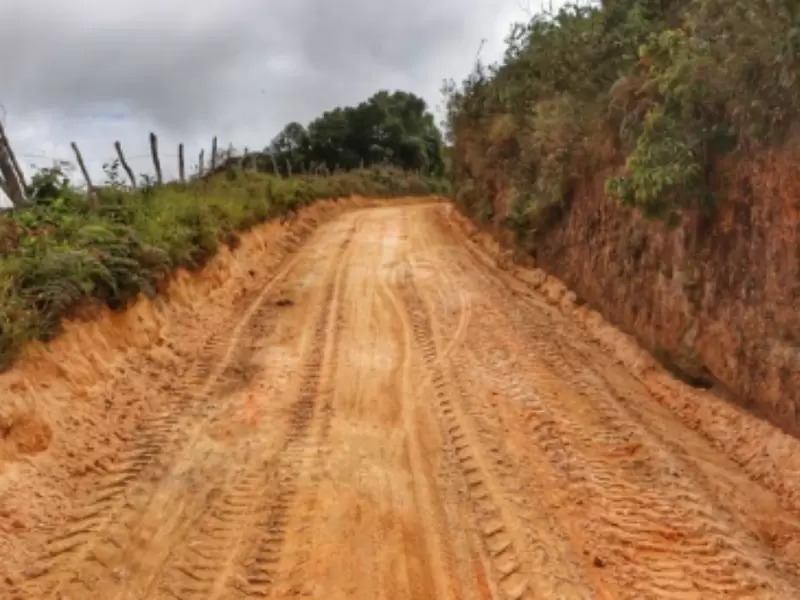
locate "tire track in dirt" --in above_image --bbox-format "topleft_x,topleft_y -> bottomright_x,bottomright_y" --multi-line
429,207 -> 800,598
100,291 -> 297,600
332,212 -> 434,600
260,209 -> 444,600
12,217 -> 360,600
386,210 -> 496,600
219,216 -> 361,600
404,222 -> 597,599
142,234 -> 354,600
153,454 -> 282,599
377,211 -> 468,600
13,328 -> 235,599
398,276 -> 534,600
473,303 -> 797,597
149,218 -> 362,600
7,201 -> 800,600
262,215 -> 387,599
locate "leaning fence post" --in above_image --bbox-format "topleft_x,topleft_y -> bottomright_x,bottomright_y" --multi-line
71,141 -> 93,191
149,132 -> 163,185
0,146 -> 24,206
0,122 -> 26,206
114,141 -> 137,188
71,141 -> 97,208
178,143 -> 185,182
0,121 -> 26,192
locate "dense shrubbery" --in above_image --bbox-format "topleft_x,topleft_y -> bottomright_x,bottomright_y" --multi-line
445,0 -> 800,234
0,165 -> 446,369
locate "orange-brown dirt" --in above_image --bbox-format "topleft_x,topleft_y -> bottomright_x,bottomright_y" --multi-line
474,148 -> 800,435
2,199 -> 800,599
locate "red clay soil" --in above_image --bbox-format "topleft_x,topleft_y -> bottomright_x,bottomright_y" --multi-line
1,200 -> 799,599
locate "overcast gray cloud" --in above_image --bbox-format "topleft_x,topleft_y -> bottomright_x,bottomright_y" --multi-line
0,0 -> 530,185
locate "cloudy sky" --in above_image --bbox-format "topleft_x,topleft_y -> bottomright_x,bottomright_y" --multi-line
0,0 -> 537,187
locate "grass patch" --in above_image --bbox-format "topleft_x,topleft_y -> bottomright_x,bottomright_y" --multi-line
0,166 -> 447,371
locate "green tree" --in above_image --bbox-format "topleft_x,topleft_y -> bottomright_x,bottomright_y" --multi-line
268,90 -> 446,176
268,122 -> 310,174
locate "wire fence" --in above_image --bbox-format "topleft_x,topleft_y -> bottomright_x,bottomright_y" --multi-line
0,100 -> 261,206
0,124 -> 256,208
17,151 -> 204,185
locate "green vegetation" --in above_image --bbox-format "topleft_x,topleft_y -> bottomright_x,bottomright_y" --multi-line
265,90 -> 446,177
444,0 -> 800,233
0,88 -> 450,370
0,164 -> 445,370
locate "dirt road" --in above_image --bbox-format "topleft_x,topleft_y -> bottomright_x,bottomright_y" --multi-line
4,202 -> 800,599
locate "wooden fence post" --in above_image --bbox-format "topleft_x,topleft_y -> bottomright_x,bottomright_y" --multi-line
0,121 -> 26,192
270,154 -> 279,175
71,141 -> 93,191
71,141 -> 97,209
114,141 -> 137,188
199,149 -> 205,176
149,132 -> 163,185
210,136 -> 218,172
178,143 -> 185,182
0,147 -> 24,206
0,122 -> 26,206
286,160 -> 292,177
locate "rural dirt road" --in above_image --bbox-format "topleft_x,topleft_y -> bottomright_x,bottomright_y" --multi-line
3,201 -> 800,599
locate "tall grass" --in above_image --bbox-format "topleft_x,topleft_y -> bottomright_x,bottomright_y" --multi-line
0,166 -> 447,370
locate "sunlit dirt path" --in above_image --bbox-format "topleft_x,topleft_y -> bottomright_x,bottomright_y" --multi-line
4,202 -> 800,599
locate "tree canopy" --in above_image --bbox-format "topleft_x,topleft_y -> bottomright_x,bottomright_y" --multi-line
266,90 -> 445,176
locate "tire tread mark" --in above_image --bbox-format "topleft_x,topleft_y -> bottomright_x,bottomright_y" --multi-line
15,220 -> 343,600
397,278 -> 531,600
450,243 -> 796,599
223,223 -> 357,599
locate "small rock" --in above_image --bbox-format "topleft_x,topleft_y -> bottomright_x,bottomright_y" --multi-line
593,556 -> 606,568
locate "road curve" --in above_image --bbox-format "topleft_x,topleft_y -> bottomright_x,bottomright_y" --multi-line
6,202 -> 800,599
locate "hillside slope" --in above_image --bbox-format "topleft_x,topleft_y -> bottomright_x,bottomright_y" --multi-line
445,0 -> 799,431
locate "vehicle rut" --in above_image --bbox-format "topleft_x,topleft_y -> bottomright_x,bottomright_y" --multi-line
5,202 -> 800,600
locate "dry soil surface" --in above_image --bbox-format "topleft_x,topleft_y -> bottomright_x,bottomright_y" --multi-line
2,201 -> 800,599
